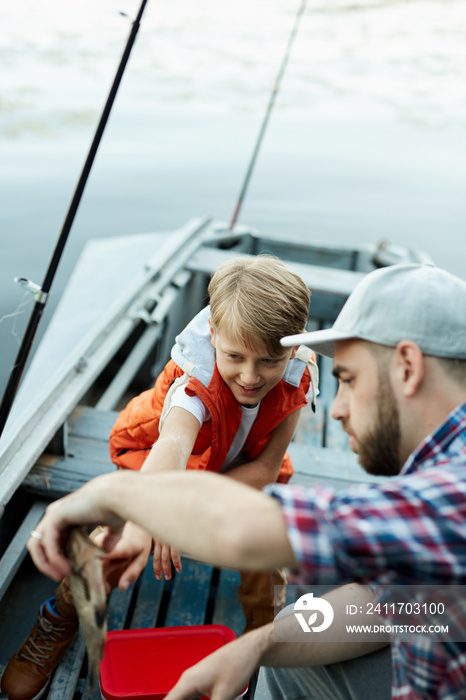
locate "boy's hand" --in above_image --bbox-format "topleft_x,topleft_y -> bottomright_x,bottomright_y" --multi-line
100,521 -> 153,591
153,540 -> 182,580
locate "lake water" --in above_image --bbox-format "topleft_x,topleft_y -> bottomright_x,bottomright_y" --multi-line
1,0 -> 465,405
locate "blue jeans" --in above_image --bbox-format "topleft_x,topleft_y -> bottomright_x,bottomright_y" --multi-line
255,645 -> 392,700
254,600 -> 392,700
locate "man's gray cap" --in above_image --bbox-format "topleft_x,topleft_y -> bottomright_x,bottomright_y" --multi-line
281,263 -> 466,358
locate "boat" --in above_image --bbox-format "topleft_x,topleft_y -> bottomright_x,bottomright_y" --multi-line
0,214 -> 430,699
0,2 -> 433,696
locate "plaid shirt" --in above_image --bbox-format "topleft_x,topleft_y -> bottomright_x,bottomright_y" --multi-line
266,401 -> 466,699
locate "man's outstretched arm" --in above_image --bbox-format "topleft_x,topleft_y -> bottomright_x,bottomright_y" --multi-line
27,469 -> 298,581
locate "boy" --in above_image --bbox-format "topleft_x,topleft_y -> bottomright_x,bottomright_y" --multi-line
2,255 -> 317,700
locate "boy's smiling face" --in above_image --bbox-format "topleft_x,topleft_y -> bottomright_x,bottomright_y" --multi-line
209,319 -> 297,406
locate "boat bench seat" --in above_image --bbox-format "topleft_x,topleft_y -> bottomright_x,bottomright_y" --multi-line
186,245 -> 366,320
21,338 -> 356,499
20,407 -> 376,498
22,407 -> 120,499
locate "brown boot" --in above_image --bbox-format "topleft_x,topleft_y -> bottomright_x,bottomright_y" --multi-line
238,569 -> 287,634
1,597 -> 78,700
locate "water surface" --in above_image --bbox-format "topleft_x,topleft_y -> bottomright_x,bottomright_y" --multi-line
1,0 -> 465,402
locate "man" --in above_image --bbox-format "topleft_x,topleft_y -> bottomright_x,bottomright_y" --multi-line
25,263 -> 466,699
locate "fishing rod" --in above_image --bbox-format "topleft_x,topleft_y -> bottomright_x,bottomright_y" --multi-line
229,0 -> 307,230
0,0 -> 149,438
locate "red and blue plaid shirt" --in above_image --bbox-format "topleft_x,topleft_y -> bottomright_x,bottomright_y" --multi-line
266,401 -> 466,699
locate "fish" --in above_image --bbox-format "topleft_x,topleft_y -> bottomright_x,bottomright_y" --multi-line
65,528 -> 108,689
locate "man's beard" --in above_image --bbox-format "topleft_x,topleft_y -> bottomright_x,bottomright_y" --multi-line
357,370 -> 402,477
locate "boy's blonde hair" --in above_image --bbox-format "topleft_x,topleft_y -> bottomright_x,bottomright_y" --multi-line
208,255 -> 310,356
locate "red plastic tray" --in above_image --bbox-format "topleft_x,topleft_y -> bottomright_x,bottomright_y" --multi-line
100,625 -> 245,700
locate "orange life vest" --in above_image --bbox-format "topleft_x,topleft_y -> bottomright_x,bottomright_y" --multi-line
109,307 -> 317,484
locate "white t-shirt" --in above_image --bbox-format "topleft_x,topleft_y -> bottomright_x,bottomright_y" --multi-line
165,376 -> 313,471
167,380 -> 260,470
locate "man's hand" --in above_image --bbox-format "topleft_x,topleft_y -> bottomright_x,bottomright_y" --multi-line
27,474 -> 126,581
165,629 -> 266,700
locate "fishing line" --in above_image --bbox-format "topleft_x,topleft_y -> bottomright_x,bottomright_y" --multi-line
229,0 -> 307,230
0,292 -> 34,345
0,0 -> 149,437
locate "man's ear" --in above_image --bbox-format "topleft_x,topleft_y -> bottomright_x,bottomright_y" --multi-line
393,340 -> 424,398
289,346 -> 298,360
208,317 -> 216,349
